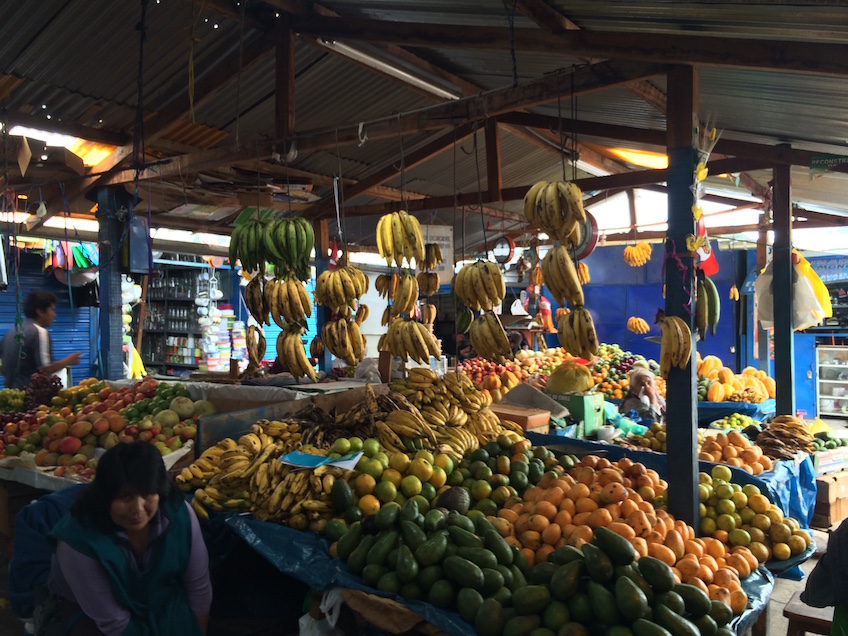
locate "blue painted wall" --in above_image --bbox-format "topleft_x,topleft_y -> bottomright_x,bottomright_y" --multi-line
543,244 -> 740,369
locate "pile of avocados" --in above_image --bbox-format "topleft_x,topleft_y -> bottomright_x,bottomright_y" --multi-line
813,431 -> 848,452
333,497 -> 738,636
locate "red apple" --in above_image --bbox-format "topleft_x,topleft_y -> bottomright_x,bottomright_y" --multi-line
125,425 -> 139,436
138,430 -> 154,442
150,426 -> 161,436
180,426 -> 197,441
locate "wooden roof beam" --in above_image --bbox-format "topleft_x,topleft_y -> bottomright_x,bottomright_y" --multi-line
290,15 -> 848,77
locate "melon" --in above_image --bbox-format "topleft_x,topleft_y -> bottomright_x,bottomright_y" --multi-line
169,397 -> 195,419
154,409 -> 180,427
192,399 -> 216,418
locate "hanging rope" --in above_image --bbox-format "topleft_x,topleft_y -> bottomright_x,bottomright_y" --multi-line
453,123 -> 463,379
506,1 -> 519,88
233,0 -> 246,148
187,0 -> 206,123
396,114 -> 408,211
556,73 -> 567,181
471,102 -> 488,259
334,129 -> 348,254
571,67 -> 578,183
132,0 -> 149,171
282,139 -> 293,216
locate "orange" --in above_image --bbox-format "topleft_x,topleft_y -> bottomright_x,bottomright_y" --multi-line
358,494 -> 380,515
409,458 -> 433,482
354,474 -> 376,497
381,469 -> 403,487
374,480 -> 397,504
428,466 -> 447,488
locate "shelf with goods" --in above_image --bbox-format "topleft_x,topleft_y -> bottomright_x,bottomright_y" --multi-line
816,345 -> 848,418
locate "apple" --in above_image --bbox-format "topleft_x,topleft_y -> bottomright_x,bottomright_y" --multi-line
180,426 -> 197,441
138,430 -> 153,442
150,426 -> 161,437
125,425 -> 139,436
134,394 -> 146,403
162,427 -> 174,439
155,434 -> 167,443
138,420 -> 153,431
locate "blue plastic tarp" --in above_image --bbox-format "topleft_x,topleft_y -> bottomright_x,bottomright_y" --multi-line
605,399 -> 775,423
733,566 -> 775,635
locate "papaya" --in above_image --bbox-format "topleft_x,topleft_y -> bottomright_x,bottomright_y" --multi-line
673,583 -> 711,617
653,604 -> 700,636
583,542 -> 614,583
448,525 -> 484,548
631,619 -> 673,636
485,528 -> 515,566
457,547 -> 499,570
482,568 -> 506,596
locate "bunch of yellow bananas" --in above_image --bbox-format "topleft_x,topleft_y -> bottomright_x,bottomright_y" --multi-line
729,285 -> 740,301
381,318 -> 441,363
264,277 -> 313,328
523,180 -> 586,246
541,245 -> 584,308
657,311 -> 693,378
627,316 -> 650,335
416,271 -> 440,296
469,311 -> 513,363
246,325 -> 266,367
376,210 -> 425,268
375,272 -> 399,300
577,261 -> 590,285
321,317 -> 365,366
276,329 -> 318,382
314,266 -> 368,316
423,243 -> 443,270
557,307 -> 600,360
390,273 -> 419,316
623,242 -> 652,266
454,260 -> 506,311
421,304 -> 437,325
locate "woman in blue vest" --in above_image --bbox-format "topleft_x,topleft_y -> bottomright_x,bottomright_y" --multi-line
46,441 -> 212,635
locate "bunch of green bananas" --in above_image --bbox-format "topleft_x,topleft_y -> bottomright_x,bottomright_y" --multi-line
542,245 -> 584,308
696,275 -> 721,339
321,317 -> 365,366
469,311 -> 513,363
454,260 -> 506,311
264,277 -> 312,328
557,307 -> 600,360
382,318 -> 441,363
416,271 -> 440,296
276,329 -> 318,382
456,307 -> 474,334
376,210 -> 425,268
523,180 -> 586,246
423,243 -> 443,270
265,217 -> 314,281
390,273 -> 418,317
314,266 -> 368,317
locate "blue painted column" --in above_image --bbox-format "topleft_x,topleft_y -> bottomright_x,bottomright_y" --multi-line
94,187 -> 133,380
664,66 -> 699,527
772,155 -> 795,415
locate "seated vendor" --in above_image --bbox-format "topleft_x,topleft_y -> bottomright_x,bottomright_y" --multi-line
619,367 -> 666,423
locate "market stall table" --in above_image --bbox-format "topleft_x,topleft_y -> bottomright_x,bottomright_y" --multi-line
606,398 -> 775,424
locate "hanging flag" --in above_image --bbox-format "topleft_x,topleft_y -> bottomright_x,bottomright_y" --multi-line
698,239 -> 720,277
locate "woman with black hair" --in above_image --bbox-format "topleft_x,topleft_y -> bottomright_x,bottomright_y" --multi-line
45,441 -> 211,635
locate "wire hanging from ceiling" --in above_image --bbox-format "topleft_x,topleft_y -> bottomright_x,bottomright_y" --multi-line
187,0 -> 206,123
334,129 -> 348,255
506,1 -> 519,88
233,0 -> 246,149
471,101 -> 489,260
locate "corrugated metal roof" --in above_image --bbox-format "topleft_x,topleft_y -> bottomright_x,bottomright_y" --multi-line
318,0 -> 538,28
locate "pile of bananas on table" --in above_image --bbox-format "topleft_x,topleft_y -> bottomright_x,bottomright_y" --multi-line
229,216 -> 314,281
376,210 -> 426,268
626,316 -> 650,335
523,180 -> 586,246
379,318 -> 441,363
623,241 -> 652,267
756,415 -> 814,459
469,311 -> 514,363
657,310 -> 693,378
695,274 -> 721,339
727,387 -> 766,404
390,368 -> 490,414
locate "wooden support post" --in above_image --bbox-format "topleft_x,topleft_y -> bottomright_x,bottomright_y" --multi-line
772,153 -> 795,415
626,189 -> 637,238
135,275 -> 149,354
276,14 -> 296,141
664,66 -> 699,527
315,219 -> 333,374
485,120 -> 502,202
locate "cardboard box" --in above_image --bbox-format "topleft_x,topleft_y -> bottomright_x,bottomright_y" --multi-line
813,497 -> 848,528
816,469 -> 848,503
489,404 -> 551,432
814,448 -> 848,475
547,393 -> 605,436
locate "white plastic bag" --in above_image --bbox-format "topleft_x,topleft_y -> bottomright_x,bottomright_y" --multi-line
297,589 -> 344,636
755,258 -> 824,331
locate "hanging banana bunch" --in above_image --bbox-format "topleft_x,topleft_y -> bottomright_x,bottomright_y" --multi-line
384,318 -> 441,363
454,261 -> 505,311
264,277 -> 312,328
577,262 -> 590,285
557,307 -> 600,360
416,272 -> 440,297
421,304 -> 437,325
314,265 -> 368,317
623,242 -> 652,266
541,245 -> 583,308
246,325 -> 267,366
276,329 -> 318,382
729,285 -> 740,301
376,210 -> 426,268
695,274 -> 721,340
309,335 -> 325,359
626,316 -> 650,335
456,307 -> 474,334
321,318 -> 365,366
523,180 -> 586,246
243,276 -> 268,325
390,273 -> 419,317
423,243 -> 443,270
657,310 -> 693,379
375,272 -> 400,300
532,265 -> 544,286
469,311 -> 513,363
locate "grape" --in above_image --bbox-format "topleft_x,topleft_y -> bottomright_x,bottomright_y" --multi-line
0,388 -> 26,414
24,373 -> 63,410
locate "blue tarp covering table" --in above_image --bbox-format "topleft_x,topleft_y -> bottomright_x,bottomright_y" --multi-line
220,513 -> 772,636
606,398 -> 775,423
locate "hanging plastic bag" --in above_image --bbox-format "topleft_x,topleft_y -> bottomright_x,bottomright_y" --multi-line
794,251 -> 832,319
755,258 -> 825,331
297,589 -> 344,636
